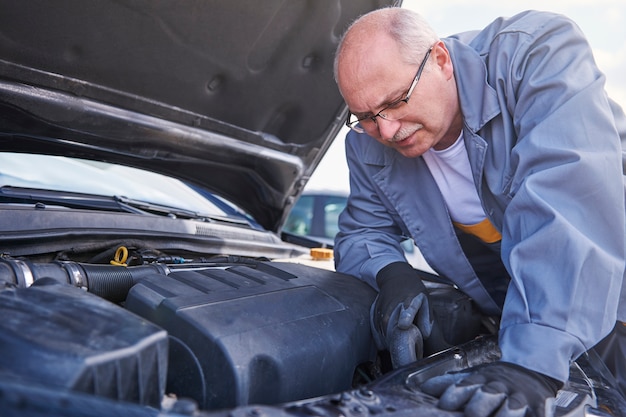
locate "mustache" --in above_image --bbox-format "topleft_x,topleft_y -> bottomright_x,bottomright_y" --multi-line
390,124 -> 423,143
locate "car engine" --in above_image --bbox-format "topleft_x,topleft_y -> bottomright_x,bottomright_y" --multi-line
1,250 -> 625,417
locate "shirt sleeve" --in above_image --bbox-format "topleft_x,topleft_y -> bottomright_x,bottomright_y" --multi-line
333,131 -> 408,289
486,12 -> 626,382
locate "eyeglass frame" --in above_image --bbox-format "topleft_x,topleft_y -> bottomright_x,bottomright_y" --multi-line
345,45 -> 434,133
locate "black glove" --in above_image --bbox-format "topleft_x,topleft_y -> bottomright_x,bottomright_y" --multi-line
371,262 -> 433,368
420,361 -> 562,417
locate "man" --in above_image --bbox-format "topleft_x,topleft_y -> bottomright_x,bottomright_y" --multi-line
333,7 -> 626,416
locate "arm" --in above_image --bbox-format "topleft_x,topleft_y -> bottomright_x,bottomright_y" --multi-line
334,132 -> 437,368
421,12 -> 625,415
491,12 -> 625,382
333,131 -> 409,288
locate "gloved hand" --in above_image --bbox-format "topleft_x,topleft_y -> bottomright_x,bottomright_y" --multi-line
371,262 -> 433,368
420,361 -> 562,417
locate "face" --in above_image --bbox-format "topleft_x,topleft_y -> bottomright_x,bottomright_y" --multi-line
338,35 -> 462,158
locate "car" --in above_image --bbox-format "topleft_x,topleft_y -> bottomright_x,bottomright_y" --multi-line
284,190 -> 346,245
283,189 -> 436,273
0,2 -> 624,417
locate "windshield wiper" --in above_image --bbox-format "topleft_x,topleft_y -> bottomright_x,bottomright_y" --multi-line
0,185 -> 141,212
114,195 -> 253,226
113,195 -> 203,219
0,186 -> 212,221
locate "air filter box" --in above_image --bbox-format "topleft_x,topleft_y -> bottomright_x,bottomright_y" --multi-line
125,261 -> 377,410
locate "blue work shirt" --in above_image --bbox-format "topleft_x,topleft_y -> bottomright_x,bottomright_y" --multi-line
334,10 -> 626,383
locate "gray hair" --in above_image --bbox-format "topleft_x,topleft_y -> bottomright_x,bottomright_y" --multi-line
334,7 -> 439,81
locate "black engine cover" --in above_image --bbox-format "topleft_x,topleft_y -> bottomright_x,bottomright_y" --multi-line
125,261 -> 377,410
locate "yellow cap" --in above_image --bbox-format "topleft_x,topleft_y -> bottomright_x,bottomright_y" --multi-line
310,248 -> 333,260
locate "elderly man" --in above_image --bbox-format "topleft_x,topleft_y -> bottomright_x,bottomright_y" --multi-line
333,7 -> 626,416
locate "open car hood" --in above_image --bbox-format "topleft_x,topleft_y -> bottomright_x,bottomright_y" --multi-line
0,0 -> 396,232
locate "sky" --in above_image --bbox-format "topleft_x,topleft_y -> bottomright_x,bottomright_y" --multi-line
306,0 -> 626,192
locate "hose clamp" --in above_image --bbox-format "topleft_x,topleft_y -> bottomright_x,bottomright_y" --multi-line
60,261 -> 87,290
8,258 -> 34,287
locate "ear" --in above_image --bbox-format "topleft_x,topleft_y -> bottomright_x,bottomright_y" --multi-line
432,41 -> 454,80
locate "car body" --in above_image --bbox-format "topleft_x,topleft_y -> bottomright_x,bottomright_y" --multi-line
283,190 -> 346,245
0,2 -> 624,417
284,189 -> 436,273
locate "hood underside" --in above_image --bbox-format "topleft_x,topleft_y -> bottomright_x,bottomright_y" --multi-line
0,0 -> 397,231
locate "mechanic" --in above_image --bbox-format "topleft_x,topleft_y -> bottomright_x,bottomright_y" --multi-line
333,7 -> 626,416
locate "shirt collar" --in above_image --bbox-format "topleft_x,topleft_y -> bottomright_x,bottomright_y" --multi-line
443,37 -> 501,133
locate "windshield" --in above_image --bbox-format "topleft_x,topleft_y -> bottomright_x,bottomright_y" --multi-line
0,152 -> 228,217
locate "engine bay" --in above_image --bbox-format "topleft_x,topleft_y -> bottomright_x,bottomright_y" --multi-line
1,246 -> 625,416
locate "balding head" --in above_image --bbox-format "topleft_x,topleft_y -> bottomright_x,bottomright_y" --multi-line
334,8 -> 439,84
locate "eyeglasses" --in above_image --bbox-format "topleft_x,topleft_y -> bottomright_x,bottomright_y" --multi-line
345,46 -> 433,134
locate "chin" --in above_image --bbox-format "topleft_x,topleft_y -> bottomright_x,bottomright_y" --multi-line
395,141 -> 430,158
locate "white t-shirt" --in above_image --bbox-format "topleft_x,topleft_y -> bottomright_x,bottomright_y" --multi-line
421,133 -> 487,225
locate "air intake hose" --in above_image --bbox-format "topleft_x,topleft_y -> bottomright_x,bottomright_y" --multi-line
0,257 -> 169,302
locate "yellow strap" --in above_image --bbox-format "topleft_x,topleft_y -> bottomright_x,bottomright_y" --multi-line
453,218 -> 502,244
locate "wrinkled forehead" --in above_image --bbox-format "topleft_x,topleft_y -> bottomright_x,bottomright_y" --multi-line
336,32 -> 409,111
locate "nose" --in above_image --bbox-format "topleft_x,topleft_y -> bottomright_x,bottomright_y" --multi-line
376,117 -> 402,142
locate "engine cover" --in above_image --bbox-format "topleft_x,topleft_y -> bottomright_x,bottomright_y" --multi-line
124,261 -> 377,410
